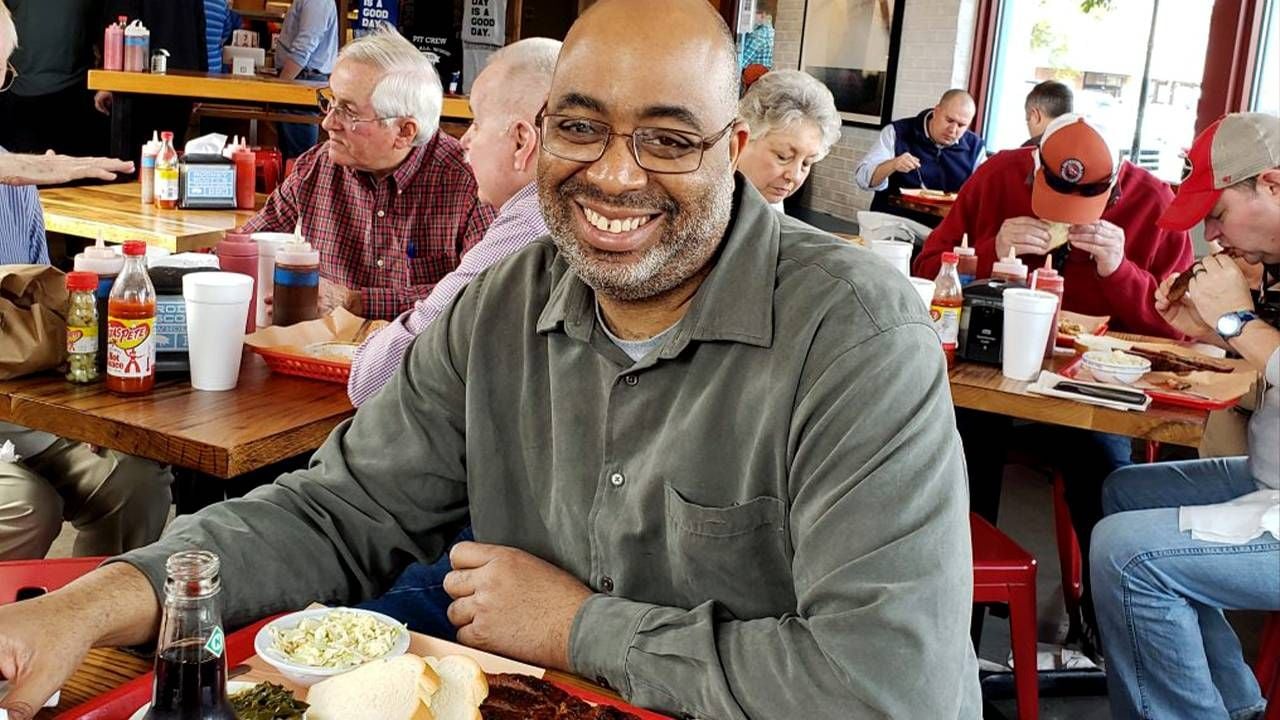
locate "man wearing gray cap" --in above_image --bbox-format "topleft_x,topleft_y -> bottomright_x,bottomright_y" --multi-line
1091,112 -> 1280,720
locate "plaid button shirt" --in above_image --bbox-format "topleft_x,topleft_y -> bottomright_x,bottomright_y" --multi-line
242,132 -> 496,320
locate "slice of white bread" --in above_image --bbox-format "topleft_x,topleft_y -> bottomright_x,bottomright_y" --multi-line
424,656 -> 489,720
306,654 -> 440,720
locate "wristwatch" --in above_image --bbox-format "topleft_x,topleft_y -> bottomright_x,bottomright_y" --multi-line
1216,310 -> 1259,340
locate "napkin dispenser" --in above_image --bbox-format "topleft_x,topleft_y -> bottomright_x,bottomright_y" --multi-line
958,278 -> 1025,365
150,259 -> 221,373
180,153 -> 238,209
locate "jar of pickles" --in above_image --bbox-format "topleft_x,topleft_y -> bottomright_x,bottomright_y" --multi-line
65,271 -> 100,384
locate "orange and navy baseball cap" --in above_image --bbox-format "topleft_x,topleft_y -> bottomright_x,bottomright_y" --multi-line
1158,113 -> 1280,231
1031,114 -> 1117,225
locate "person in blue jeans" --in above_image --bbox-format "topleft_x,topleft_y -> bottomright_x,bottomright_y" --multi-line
1090,112 -> 1280,720
360,527 -> 473,639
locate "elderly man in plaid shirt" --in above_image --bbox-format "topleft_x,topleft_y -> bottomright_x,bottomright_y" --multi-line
243,27 -> 496,320
347,37 -> 561,406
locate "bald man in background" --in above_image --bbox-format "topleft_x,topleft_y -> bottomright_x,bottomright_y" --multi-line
855,88 -> 986,227
0,2 -> 980,718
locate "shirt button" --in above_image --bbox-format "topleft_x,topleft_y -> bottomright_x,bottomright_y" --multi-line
376,258 -> 384,268
609,472 -> 624,487
376,210 -> 386,218
595,676 -> 612,690
623,375 -> 639,386
600,576 -> 614,593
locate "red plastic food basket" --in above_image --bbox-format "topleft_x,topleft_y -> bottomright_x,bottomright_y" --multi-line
250,346 -> 350,384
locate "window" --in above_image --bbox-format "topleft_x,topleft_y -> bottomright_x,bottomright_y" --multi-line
1251,0 -> 1279,114
981,0 -> 1214,183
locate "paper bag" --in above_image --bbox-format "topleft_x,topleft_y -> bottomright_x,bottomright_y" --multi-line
0,264 -> 67,380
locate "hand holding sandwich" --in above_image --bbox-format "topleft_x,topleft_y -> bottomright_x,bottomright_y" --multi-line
995,217 -> 1053,257
1067,220 -> 1126,277
444,542 -> 592,672
1184,253 -> 1255,329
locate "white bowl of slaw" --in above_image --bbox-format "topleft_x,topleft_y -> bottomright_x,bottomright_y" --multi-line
253,607 -> 410,687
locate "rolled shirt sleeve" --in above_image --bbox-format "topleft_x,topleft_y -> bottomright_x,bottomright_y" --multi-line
277,0 -> 337,72
854,125 -> 897,192
569,322 -> 981,720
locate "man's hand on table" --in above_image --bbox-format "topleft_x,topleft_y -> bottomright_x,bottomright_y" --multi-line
0,564 -> 158,720
995,216 -> 1052,258
1067,220 -> 1126,277
0,151 -> 134,187
318,277 -> 364,317
443,542 -> 592,672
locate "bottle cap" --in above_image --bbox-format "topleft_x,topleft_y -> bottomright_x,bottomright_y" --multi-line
161,130 -> 173,141
276,240 -> 319,266
217,232 -> 258,257
73,234 -> 125,275
66,271 -> 99,291
955,234 -> 976,255
122,240 -> 147,256
942,252 -> 959,264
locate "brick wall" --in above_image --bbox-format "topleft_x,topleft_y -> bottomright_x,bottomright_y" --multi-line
773,0 -> 979,221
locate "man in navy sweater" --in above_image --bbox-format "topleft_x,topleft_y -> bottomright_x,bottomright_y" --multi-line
855,89 -> 986,227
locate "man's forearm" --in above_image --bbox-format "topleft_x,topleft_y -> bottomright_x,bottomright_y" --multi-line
278,56 -> 304,81
869,158 -> 897,189
60,563 -> 161,648
1229,321 -> 1280,372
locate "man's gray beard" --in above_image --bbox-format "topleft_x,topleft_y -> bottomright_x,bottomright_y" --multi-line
540,172 -> 735,302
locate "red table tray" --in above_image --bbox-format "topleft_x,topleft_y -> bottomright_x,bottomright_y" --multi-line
1060,355 -> 1240,411
56,616 -> 670,720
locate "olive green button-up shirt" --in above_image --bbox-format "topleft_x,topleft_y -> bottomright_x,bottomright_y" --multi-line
120,180 -> 981,719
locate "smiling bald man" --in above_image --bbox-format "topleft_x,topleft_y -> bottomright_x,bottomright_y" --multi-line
0,3 -> 980,719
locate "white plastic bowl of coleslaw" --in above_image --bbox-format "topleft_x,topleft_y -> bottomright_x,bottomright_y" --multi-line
254,607 -> 410,687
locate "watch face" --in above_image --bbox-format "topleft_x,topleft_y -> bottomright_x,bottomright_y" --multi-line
1218,313 -> 1244,336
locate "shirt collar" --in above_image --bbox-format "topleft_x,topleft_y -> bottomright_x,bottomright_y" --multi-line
355,132 -> 439,189
499,181 -> 539,216
536,176 -> 777,352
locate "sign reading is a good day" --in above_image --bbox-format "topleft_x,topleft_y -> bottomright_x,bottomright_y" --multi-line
466,0 -> 505,47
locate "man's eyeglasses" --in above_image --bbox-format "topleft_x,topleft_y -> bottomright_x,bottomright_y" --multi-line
316,88 -> 400,126
1,63 -> 18,94
536,107 -> 736,174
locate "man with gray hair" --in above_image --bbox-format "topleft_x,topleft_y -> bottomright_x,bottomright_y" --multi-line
1023,79 -> 1073,147
242,25 -> 495,320
347,37 -> 561,406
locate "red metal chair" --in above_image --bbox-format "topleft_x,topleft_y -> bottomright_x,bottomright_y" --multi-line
972,512 -> 1039,720
0,557 -> 105,605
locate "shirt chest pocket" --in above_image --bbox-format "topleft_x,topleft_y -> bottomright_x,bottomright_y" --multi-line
663,485 -> 793,619
407,248 -> 458,286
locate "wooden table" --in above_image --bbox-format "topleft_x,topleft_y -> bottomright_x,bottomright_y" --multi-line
40,182 -> 263,253
0,355 -> 353,479
89,69 -> 473,158
949,350 -> 1210,447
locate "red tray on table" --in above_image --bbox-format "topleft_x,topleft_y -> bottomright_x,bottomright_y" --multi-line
1060,355 -> 1240,411
249,346 -> 351,384
58,616 -> 671,720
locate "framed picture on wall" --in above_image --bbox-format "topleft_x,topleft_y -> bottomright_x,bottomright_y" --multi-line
799,0 -> 905,127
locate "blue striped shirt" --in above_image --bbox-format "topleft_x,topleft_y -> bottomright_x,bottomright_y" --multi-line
204,0 -> 241,73
0,151 -> 48,265
277,0 -> 338,74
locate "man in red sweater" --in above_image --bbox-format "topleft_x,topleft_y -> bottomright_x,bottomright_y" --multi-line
915,114 -> 1192,337
919,115 -> 1193,657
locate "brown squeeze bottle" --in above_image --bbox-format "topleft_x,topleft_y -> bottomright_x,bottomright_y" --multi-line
145,551 -> 236,719
272,239 -> 321,326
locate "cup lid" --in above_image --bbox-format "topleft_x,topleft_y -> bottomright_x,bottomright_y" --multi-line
1002,287 -> 1059,312
183,271 -> 254,304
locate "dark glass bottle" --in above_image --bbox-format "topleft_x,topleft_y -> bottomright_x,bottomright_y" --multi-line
145,550 -> 236,720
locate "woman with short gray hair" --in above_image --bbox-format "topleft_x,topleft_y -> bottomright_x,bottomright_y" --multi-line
737,70 -> 841,211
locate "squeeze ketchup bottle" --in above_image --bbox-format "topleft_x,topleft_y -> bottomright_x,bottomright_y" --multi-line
1031,254 -> 1065,358
106,240 -> 157,394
